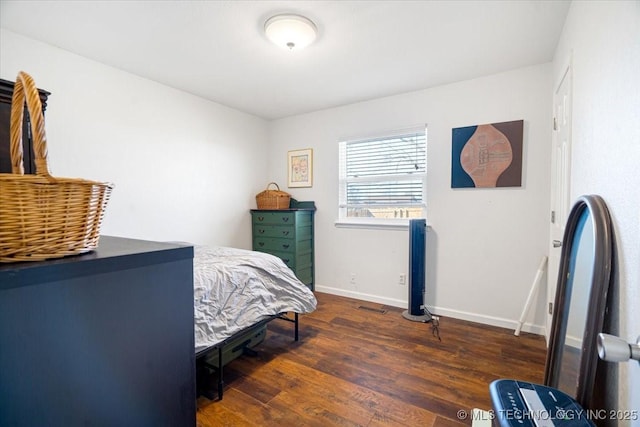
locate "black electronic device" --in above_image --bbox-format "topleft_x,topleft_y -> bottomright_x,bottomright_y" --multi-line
489,379 -> 595,427
402,219 -> 431,322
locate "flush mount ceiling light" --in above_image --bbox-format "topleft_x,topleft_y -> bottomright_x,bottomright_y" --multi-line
264,14 -> 317,50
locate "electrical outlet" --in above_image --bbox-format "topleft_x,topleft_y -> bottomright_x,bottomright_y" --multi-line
399,274 -> 407,285
350,273 -> 356,285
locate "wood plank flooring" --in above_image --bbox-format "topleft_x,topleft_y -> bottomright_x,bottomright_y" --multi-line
196,292 -> 547,426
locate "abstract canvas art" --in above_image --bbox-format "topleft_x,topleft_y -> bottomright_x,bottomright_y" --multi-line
451,120 -> 523,188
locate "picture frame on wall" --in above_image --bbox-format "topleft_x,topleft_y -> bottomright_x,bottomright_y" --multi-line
451,119 -> 524,189
288,148 -> 313,188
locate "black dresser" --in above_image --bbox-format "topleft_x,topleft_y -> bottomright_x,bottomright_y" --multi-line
0,236 -> 196,426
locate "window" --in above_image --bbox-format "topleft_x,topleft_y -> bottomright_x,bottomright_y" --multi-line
338,126 -> 427,227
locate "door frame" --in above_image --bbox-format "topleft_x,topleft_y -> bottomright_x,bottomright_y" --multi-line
547,56 -> 573,343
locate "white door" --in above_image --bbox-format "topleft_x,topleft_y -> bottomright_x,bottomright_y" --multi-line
547,64 -> 572,342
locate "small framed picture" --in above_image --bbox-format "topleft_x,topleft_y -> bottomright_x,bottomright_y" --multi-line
287,148 -> 313,188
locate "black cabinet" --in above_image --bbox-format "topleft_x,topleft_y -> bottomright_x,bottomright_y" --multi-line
0,78 -> 50,174
0,237 -> 196,427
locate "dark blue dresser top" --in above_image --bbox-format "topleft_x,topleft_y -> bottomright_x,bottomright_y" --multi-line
0,236 -> 194,290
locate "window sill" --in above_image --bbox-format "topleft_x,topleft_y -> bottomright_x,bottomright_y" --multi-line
334,219 -> 429,231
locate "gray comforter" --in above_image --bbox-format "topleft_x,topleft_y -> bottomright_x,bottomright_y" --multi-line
193,245 -> 317,351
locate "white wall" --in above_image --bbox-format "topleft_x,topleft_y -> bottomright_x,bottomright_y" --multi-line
269,64 -> 552,334
0,29 -> 268,249
553,0 -> 640,420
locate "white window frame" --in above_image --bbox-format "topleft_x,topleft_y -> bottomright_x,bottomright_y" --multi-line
336,125 -> 427,230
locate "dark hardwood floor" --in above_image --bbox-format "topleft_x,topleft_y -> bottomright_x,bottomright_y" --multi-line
196,292 -> 547,426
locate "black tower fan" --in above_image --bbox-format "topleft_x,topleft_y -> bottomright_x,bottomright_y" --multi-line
402,219 -> 432,322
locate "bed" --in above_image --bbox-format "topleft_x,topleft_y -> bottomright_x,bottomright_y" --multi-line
192,245 -> 317,399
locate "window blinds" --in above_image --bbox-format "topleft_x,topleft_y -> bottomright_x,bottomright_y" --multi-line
339,129 -> 426,214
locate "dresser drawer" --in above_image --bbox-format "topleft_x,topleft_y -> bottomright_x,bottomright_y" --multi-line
252,212 -> 296,225
263,251 -> 312,270
264,250 -> 295,269
253,237 -> 292,253
252,225 -> 295,239
253,237 -> 311,254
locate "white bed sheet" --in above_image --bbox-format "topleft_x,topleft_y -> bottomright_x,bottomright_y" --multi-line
193,245 -> 317,352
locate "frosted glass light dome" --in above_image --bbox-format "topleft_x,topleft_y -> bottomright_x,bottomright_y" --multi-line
265,14 -> 317,50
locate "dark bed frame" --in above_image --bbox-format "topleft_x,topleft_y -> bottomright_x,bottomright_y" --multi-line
195,312 -> 299,400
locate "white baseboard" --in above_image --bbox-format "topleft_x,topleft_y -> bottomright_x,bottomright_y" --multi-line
427,305 -> 545,336
315,285 -> 407,308
314,285 -> 545,336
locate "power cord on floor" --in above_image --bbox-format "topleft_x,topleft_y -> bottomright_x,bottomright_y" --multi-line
420,306 -> 441,341
430,315 -> 441,341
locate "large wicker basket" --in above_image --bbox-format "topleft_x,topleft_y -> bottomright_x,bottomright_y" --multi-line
0,71 -> 114,262
256,182 -> 290,210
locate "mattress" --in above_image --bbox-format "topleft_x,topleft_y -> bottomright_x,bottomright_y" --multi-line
193,245 -> 317,352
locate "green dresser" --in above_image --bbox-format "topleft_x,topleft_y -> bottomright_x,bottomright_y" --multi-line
251,203 -> 315,290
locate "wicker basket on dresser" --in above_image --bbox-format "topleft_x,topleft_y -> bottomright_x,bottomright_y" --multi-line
250,201 -> 315,291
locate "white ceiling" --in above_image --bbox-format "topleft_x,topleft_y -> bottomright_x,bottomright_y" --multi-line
0,1 -> 571,120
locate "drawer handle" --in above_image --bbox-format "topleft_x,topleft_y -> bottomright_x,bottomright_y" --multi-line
258,242 -> 264,247
258,216 -> 264,221
259,229 -> 265,234
281,217 -> 289,222
282,244 -> 290,249
282,231 -> 290,236
282,258 -> 290,264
